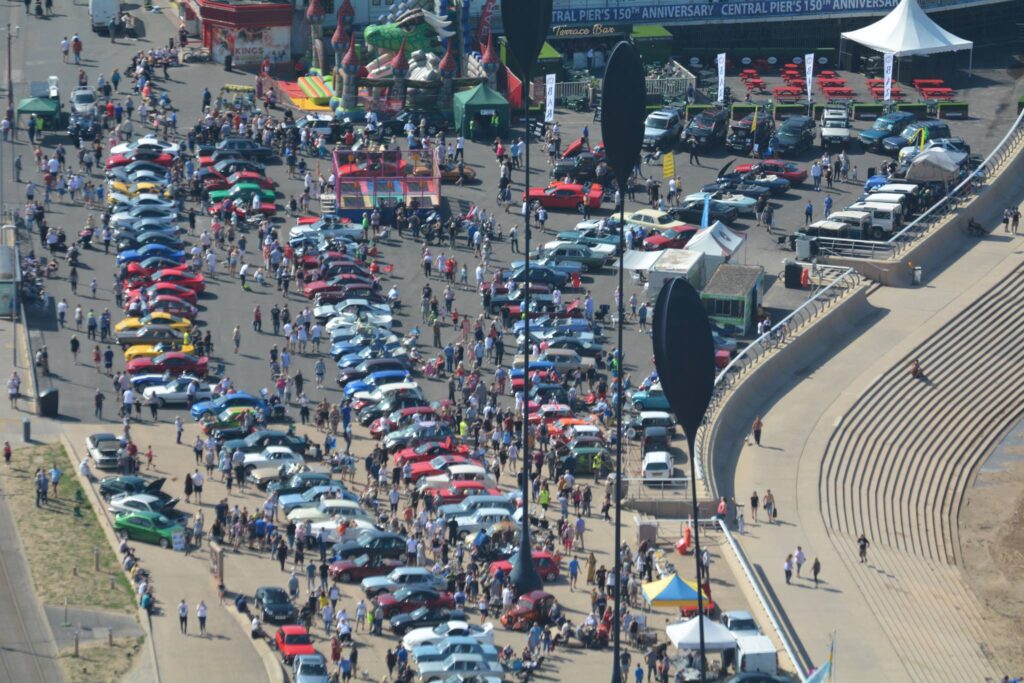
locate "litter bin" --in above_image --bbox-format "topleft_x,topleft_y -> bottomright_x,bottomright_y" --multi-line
912,266 -> 922,286
38,388 -> 59,418
784,261 -> 804,289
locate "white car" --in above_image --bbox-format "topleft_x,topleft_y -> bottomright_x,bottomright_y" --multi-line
351,381 -> 421,405
243,446 -> 304,472
286,497 -> 371,524
110,135 -> 181,157
108,492 -> 179,515
415,653 -> 504,682
70,87 -> 97,117
108,193 -> 178,213
418,465 -> 497,491
86,432 -> 123,470
684,191 -> 757,216
451,508 -> 513,538
142,376 -> 215,406
361,567 -> 448,597
294,113 -> 337,138
289,223 -> 365,242
402,620 -> 495,650
307,517 -> 377,544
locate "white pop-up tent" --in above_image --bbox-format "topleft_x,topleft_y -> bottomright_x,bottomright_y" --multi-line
840,0 -> 973,74
684,221 -> 745,274
666,616 -> 738,651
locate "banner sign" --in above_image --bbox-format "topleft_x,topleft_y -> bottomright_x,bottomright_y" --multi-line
544,74 -> 557,123
883,52 -> 894,101
804,53 -> 814,102
716,52 -> 726,103
551,0 -> 900,24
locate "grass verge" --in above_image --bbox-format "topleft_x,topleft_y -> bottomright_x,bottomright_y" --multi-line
5,445 -> 135,613
60,636 -> 144,683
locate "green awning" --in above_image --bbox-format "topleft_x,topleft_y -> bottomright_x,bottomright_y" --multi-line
17,97 -> 60,116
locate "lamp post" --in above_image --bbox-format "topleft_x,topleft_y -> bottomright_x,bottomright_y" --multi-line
500,0 -> 551,598
600,41 -> 646,683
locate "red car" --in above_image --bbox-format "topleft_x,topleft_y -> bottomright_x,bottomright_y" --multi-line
208,199 -> 277,218
303,274 -> 376,299
126,352 -> 208,377
125,282 -> 198,306
105,150 -> 175,169
328,556 -> 403,583
202,170 -> 276,194
139,295 -> 198,319
524,182 -> 604,212
274,625 -> 317,664
149,269 -> 205,294
642,225 -> 699,251
375,587 -> 455,618
561,136 -> 605,160
733,160 -> 807,183
422,482 -> 501,504
408,455 -> 470,482
393,441 -> 467,466
125,262 -> 190,279
489,550 -> 561,582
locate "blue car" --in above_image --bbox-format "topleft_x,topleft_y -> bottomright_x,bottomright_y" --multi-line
631,385 -> 670,411
190,392 -> 269,421
508,266 -> 567,288
330,335 -> 398,360
509,360 -> 556,381
342,369 -> 413,397
279,484 -> 359,514
413,637 -> 500,665
511,317 -> 591,336
129,373 -> 172,392
116,243 -> 186,265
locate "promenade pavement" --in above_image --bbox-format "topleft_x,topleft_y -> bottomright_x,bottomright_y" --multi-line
724,216 -> 1024,680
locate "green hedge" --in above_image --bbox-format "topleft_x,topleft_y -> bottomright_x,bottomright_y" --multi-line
896,103 -> 929,117
852,103 -> 885,120
773,104 -> 806,120
731,104 -> 758,120
686,104 -> 714,120
937,101 -> 969,119
1019,96 -> 1024,115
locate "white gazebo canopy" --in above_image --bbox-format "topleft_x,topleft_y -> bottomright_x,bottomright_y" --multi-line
841,0 -> 973,71
666,616 -> 738,651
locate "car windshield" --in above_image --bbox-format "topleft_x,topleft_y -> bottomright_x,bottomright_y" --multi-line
75,91 -> 95,104
645,462 -> 669,471
690,116 -> 714,129
285,633 -> 312,645
408,607 -> 429,619
873,119 -> 896,132
299,661 -> 328,675
152,516 -> 176,529
264,589 -> 289,603
728,617 -> 757,630
646,117 -> 669,129
660,228 -> 681,238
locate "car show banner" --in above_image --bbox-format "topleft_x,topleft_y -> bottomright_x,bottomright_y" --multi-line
883,52 -> 894,101
545,74 -> 557,123
716,52 -> 726,103
805,52 -> 814,102
551,0 -> 901,24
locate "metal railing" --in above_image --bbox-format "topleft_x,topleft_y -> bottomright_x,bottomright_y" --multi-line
694,264 -> 863,481
718,519 -> 810,681
816,104 -> 1024,259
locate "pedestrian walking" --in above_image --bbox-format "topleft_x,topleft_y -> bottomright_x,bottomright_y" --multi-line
178,599 -> 189,633
197,600 -> 208,635
857,534 -> 870,563
750,490 -> 759,523
783,554 -> 793,584
749,415 -> 763,446
812,557 -> 821,587
794,546 -> 806,577
687,138 -> 700,165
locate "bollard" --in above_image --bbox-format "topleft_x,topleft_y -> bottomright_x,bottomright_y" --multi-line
72,563 -> 78,576
108,627 -> 113,646
74,632 -> 79,657
109,575 -> 115,590
62,597 -> 70,627
94,546 -> 100,571
22,417 -> 30,443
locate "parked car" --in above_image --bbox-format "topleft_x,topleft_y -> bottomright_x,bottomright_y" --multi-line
292,653 -> 331,683
770,116 -> 815,156
643,108 -> 684,150
254,586 -> 298,623
858,110 -> 916,150
683,107 -> 730,149
86,432 -> 123,470
274,625 -> 317,664
390,607 -> 469,636
108,492 -> 179,516
524,182 -> 603,212
99,475 -> 165,499
112,511 -> 184,548
361,567 -> 448,598
402,620 -> 496,650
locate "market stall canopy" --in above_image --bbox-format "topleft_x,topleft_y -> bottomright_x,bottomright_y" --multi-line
453,84 -> 510,138
840,0 -> 972,56
905,148 -> 968,182
642,574 -> 705,608
666,615 -> 737,651
17,97 -> 60,116
621,249 -> 663,272
686,222 -> 744,259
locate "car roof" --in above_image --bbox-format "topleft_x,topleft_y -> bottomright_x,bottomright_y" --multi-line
642,451 -> 673,463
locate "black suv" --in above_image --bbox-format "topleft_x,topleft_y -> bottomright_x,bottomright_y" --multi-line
683,108 -> 730,150
770,116 -> 815,157
551,152 -> 601,182
380,110 -> 452,137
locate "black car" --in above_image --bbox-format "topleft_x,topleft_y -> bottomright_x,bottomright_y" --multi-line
379,110 -> 452,137
254,586 -> 297,623
699,179 -> 770,200
117,232 -> 184,252
389,607 -> 467,635
544,337 -> 604,360
116,325 -> 186,347
770,116 -> 816,157
331,531 -> 407,561
337,358 -> 414,386
551,153 -> 602,183
222,430 -> 309,455
198,137 -> 275,160
99,476 -> 165,500
669,198 -> 740,224
358,396 -> 429,425
266,472 -> 333,497
683,108 -> 730,150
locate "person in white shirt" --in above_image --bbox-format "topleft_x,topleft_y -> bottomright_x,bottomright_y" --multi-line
196,600 -> 208,635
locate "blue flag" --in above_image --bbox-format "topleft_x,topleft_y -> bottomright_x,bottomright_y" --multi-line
701,194 -> 711,229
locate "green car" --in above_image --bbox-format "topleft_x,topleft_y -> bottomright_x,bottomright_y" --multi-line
207,182 -> 277,204
99,475 -> 165,500
555,229 -> 621,252
113,510 -> 185,548
564,446 -> 609,475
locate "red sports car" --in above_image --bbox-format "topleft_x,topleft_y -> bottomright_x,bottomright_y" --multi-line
140,295 -> 198,319
202,170 -> 276,194
105,149 -> 175,169
642,225 -> 699,251
421,482 -> 501,504
125,262 -> 190,279
489,550 -> 561,582
408,455 -> 470,482
303,274 -> 375,299
126,352 -> 208,377
392,441 -> 466,467
208,199 -> 277,218
329,556 -> 403,583
125,282 -> 198,306
375,587 -> 454,618
524,182 -> 604,211
148,269 -> 206,294
561,137 -> 605,160
274,625 -> 317,664
733,160 -> 808,183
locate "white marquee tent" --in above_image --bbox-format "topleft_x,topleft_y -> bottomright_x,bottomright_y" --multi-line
666,616 -> 738,651
840,0 -> 973,73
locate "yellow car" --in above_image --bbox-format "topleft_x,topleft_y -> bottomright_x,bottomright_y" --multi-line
123,342 -> 196,361
115,313 -> 193,334
107,180 -> 172,199
624,208 -> 691,233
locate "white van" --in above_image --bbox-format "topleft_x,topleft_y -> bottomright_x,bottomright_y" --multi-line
863,192 -> 913,216
847,201 -> 904,239
735,635 -> 778,674
826,210 -> 872,237
90,0 -> 120,32
641,451 -> 673,485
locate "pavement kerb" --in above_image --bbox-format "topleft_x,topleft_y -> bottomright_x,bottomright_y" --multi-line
58,433 -> 160,682
222,594 -> 288,683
